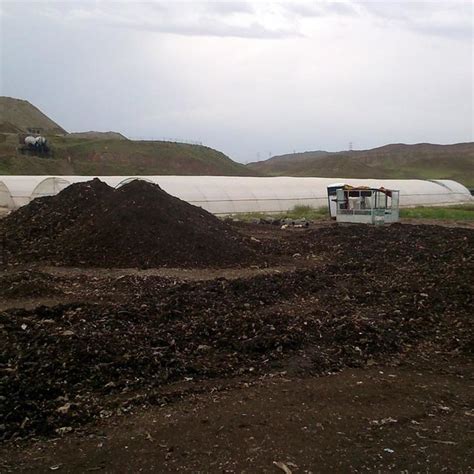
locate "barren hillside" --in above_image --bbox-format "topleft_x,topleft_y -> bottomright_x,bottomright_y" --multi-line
247,142 -> 474,188
0,96 -> 67,135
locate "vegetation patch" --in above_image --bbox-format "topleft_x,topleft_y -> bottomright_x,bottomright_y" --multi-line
400,204 -> 474,220
235,204 -> 474,222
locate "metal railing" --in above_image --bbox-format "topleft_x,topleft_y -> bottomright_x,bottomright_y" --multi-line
338,209 -> 372,215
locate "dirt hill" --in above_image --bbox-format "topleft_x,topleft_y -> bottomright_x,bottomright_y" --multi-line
0,135 -> 257,176
247,142 -> 474,188
0,178 -> 255,267
67,131 -> 128,140
0,96 -> 67,135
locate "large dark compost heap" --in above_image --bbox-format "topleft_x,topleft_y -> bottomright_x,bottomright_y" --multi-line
0,179 -> 254,267
0,224 -> 472,441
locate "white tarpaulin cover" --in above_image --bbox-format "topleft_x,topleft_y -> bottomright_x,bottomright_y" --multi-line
0,175 -> 472,214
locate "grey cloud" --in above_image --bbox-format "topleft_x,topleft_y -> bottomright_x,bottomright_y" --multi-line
145,0 -> 255,16
2,0 -> 471,162
16,1 -> 300,39
406,21 -> 472,40
280,1 -> 357,18
104,12 -> 300,38
202,1 -> 255,15
359,1 -> 472,40
153,23 -> 298,39
279,2 -> 324,17
326,2 -> 357,17
126,18 -> 300,39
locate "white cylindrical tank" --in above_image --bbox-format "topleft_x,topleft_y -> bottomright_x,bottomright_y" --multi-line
24,136 -> 37,146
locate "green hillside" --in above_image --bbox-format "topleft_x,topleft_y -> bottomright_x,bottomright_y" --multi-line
1,96 -> 472,183
0,96 -> 255,176
247,143 -> 474,188
0,134 -> 257,176
0,96 -> 67,135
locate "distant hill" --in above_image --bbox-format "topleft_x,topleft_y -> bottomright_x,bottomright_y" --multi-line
0,97 -> 256,176
2,97 -> 472,183
67,131 -> 128,141
0,135 -> 257,176
247,143 -> 474,188
0,96 -> 67,135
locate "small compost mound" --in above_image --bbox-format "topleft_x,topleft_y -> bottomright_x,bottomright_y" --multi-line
0,271 -> 62,299
1,178 -> 113,262
0,179 -> 254,268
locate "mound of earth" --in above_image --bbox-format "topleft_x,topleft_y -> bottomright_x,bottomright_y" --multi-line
0,271 -> 62,299
1,179 -> 113,262
0,179 -> 255,268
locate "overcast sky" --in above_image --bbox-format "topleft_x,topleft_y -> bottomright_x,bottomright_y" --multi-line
1,1 -> 473,162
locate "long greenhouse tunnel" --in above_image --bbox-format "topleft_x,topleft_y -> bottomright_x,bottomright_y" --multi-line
0,175 -> 472,215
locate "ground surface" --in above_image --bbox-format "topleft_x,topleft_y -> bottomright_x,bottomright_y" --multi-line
2,359 -> 473,473
1,221 -> 473,472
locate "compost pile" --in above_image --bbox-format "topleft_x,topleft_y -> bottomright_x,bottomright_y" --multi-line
0,271 -> 62,300
1,224 -> 472,441
0,179 -> 112,262
0,179 -> 255,268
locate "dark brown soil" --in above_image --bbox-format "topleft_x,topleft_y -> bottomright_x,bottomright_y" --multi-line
0,271 -> 62,299
2,361 -> 473,472
0,179 -> 255,268
0,179 -> 112,264
0,220 -> 472,471
1,223 -> 472,445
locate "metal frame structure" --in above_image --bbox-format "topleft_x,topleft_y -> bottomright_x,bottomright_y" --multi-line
330,185 -> 400,224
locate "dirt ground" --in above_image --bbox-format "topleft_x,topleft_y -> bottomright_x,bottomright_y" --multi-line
1,221 -> 473,472
400,217 -> 474,229
1,357 -> 473,473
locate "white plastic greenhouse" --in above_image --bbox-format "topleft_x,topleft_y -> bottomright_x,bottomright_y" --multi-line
0,175 -> 472,214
